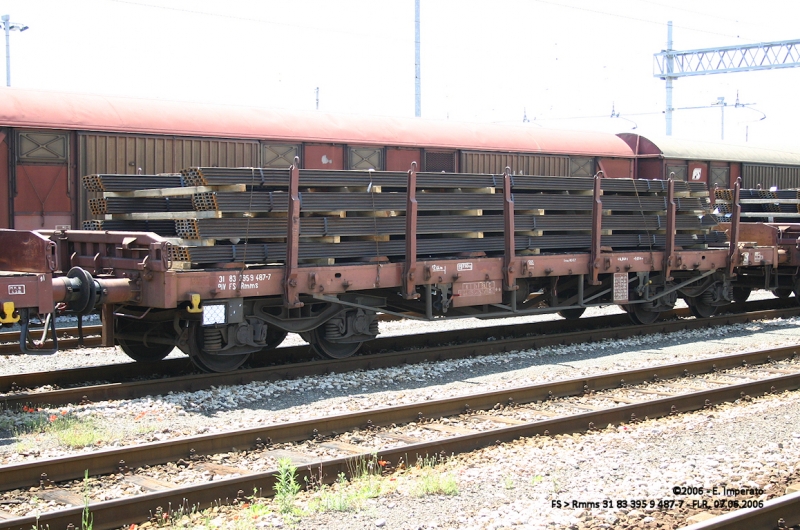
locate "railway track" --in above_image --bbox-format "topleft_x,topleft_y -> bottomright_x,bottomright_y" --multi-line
0,345 -> 799,529
1,299 -> 798,409
682,492 -> 800,530
0,326 -> 103,355
0,313 -> 404,356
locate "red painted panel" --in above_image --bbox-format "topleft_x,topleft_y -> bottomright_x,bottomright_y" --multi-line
598,158 -> 632,179
14,164 -> 70,229
730,163 -> 740,188
637,159 -> 662,180
688,161 -> 708,184
303,144 -> 344,170
386,148 -> 421,172
0,133 -> 9,228
617,133 -> 662,156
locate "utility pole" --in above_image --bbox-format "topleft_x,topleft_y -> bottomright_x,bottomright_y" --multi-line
315,87 -> 319,110
664,21 -> 675,136
713,97 -> 725,140
2,14 -> 29,87
713,92 -> 758,141
414,0 -> 421,117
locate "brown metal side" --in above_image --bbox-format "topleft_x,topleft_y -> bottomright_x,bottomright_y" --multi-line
0,229 -> 57,273
0,130 -> 10,228
0,271 -> 54,314
0,226 -> 784,314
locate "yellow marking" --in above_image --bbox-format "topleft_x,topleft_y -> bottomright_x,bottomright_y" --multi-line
187,293 -> 203,313
0,302 -> 20,324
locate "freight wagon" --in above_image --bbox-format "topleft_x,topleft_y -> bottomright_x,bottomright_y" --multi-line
2,88 -> 800,372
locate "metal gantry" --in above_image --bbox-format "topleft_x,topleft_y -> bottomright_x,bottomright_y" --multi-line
653,22 -> 800,136
654,38 -> 800,77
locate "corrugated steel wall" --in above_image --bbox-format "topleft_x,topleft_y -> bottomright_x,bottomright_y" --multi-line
460,151 -> 569,176
79,133 -> 259,175
78,133 -> 259,222
742,164 -> 800,190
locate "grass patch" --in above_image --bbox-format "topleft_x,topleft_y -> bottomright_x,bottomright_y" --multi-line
304,455 -> 394,514
10,407 -> 153,450
411,455 -> 459,497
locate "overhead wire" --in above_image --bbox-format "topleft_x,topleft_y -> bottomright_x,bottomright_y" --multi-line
103,0 -> 397,41
529,0 -> 760,42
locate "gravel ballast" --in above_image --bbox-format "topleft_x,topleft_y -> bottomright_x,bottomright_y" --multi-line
0,296 -> 799,528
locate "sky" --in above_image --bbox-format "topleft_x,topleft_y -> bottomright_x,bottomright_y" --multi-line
1,0 -> 799,145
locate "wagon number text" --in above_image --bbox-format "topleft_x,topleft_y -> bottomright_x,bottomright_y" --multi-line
216,273 -> 271,291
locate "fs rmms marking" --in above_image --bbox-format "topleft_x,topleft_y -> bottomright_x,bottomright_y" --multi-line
8,285 -> 25,295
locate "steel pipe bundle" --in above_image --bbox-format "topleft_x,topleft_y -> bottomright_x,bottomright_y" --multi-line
174,214 -> 716,240
192,191 -> 706,214
715,188 -> 800,217
180,167 -> 708,196
82,174 -> 183,193
168,232 -> 727,264
83,219 -> 178,235
85,165 -> 721,266
92,191 -> 707,215
89,197 -> 195,215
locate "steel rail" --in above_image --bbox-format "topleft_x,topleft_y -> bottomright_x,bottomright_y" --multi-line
680,491 -> 800,529
0,344 -> 796,492
0,298 -> 798,358
1,360 -> 798,530
1,301 -> 797,406
0,334 -> 102,355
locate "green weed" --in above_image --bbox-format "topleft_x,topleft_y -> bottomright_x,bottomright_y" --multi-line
273,458 -> 301,514
412,455 -> 458,497
81,470 -> 93,530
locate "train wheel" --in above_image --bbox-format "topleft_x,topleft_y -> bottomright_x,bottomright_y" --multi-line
116,322 -> 175,362
557,308 -> 586,320
307,327 -> 363,359
187,323 -> 251,372
732,287 -> 752,304
626,303 -> 661,325
687,297 -> 717,318
118,337 -> 174,362
774,288 -> 793,299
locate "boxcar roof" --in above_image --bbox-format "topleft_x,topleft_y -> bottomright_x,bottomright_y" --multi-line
0,88 -> 634,157
620,133 -> 800,166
